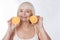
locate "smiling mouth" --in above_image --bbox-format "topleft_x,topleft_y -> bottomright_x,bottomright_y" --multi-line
21,16 -> 27,18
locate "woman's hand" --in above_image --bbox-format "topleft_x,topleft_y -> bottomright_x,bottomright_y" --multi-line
33,16 -> 43,28
33,16 -> 44,32
34,16 -> 51,40
7,17 -> 18,31
2,18 -> 18,40
37,16 -> 43,28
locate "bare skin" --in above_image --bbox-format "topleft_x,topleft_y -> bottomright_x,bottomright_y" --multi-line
2,2 -> 51,40
16,21 -> 35,39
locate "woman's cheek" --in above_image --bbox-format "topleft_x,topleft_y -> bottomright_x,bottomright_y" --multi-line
27,13 -> 32,17
18,13 -> 23,16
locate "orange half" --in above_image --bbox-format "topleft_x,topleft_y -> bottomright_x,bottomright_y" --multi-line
12,17 -> 20,25
29,16 -> 38,24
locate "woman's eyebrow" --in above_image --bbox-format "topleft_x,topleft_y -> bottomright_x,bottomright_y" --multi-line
19,9 -> 23,10
26,9 -> 32,11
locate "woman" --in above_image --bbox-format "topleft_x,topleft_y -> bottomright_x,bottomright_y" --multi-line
2,2 -> 51,40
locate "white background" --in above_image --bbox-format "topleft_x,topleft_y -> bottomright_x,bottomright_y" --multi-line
0,0 -> 60,40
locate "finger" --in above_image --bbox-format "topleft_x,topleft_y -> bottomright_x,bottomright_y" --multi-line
7,17 -> 14,26
37,16 -> 43,21
40,17 -> 43,21
37,16 -> 43,24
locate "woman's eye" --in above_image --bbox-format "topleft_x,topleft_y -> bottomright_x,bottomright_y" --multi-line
26,11 -> 30,13
20,10 -> 23,12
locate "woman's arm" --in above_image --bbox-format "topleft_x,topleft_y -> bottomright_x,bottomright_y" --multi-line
2,19 -> 17,40
35,16 -> 51,40
37,26 -> 51,40
2,29 -> 15,40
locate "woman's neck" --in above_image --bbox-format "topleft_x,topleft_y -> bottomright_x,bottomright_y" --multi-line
21,20 -> 31,28
17,20 -> 33,32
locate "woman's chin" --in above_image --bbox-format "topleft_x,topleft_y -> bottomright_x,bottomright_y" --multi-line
22,19 -> 28,21
20,17 -> 29,22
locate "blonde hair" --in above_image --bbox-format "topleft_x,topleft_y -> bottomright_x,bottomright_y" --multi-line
17,2 -> 35,15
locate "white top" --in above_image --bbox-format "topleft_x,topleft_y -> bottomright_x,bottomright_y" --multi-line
13,27 -> 39,40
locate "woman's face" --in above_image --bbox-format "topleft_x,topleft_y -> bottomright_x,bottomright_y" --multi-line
17,6 -> 33,21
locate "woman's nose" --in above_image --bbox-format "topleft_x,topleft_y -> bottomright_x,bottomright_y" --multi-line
23,11 -> 26,15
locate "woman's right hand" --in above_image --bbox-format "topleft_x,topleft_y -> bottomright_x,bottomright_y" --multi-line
7,18 -> 18,31
2,18 -> 18,40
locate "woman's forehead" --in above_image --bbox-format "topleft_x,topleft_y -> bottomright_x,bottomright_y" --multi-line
19,8 -> 32,11
19,6 -> 33,11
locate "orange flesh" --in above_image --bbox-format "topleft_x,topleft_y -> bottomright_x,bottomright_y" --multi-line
29,16 -> 38,24
12,17 -> 20,25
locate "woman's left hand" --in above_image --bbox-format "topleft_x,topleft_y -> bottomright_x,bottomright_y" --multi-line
33,16 -> 43,30
33,16 -> 51,40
